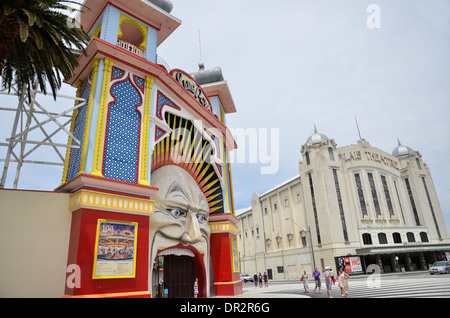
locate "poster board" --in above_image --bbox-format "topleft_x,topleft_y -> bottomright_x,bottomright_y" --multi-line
92,220 -> 138,279
335,256 -> 365,275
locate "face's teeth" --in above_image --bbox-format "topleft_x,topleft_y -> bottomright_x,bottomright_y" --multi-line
158,248 -> 195,258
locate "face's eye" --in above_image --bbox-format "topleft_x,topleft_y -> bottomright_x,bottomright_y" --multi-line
169,208 -> 186,218
197,214 -> 208,224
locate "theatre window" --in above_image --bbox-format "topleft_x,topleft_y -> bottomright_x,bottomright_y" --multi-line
378,233 -> 388,244
362,233 -> 373,245
393,232 -> 402,244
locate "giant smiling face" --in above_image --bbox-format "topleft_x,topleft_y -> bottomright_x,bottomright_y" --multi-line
149,165 -> 211,297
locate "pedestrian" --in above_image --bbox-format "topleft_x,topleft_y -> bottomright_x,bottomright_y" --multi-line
337,268 -> 344,296
162,278 -> 168,298
253,273 -> 258,288
325,267 -> 333,298
329,268 -> 336,285
300,270 -> 309,293
193,278 -> 199,298
338,267 -> 350,297
312,267 -> 321,294
263,272 -> 268,287
258,272 -> 263,287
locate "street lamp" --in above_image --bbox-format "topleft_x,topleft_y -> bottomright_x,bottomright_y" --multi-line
285,217 -> 316,270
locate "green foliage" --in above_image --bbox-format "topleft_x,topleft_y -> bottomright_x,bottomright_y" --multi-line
0,0 -> 90,100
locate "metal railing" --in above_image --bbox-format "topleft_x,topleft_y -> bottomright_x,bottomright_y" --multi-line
156,56 -> 171,72
116,39 -> 146,58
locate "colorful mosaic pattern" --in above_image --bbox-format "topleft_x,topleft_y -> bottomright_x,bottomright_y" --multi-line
156,91 -> 180,120
67,78 -> 91,181
103,75 -> 143,183
155,126 -> 167,141
112,67 -> 125,80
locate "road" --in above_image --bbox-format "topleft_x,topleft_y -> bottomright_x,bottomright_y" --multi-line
237,271 -> 450,298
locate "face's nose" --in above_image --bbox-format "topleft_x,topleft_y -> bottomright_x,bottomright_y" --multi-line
181,211 -> 201,244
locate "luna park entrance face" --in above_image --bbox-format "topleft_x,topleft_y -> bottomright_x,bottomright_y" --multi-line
152,255 -> 195,298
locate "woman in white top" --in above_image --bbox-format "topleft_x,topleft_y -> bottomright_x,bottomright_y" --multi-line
300,270 -> 309,293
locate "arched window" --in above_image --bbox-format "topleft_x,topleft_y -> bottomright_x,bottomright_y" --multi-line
362,233 -> 373,245
407,232 -> 416,243
416,158 -> 421,170
328,147 -> 335,161
420,232 -> 429,243
378,233 -> 387,244
305,152 -> 310,165
118,15 -> 148,50
116,15 -> 148,58
119,21 -> 145,48
392,232 -> 402,244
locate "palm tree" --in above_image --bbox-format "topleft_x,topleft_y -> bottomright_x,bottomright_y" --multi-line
0,0 -> 90,100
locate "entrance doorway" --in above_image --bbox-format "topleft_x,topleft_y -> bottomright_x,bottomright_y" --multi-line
165,255 -> 195,298
152,255 -> 195,298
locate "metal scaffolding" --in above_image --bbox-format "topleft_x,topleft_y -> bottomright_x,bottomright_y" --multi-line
0,82 -> 86,189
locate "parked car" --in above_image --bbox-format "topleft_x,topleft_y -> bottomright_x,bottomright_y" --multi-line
240,274 -> 254,283
429,261 -> 450,275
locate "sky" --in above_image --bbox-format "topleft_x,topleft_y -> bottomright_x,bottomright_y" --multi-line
1,0 -> 449,230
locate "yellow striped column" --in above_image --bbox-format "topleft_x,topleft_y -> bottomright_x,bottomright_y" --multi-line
138,76 -> 155,186
79,59 -> 100,174
90,58 -> 114,177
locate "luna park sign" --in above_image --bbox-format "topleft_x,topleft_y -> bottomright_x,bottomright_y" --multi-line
171,70 -> 212,112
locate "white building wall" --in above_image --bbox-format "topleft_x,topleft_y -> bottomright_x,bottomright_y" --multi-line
0,190 -> 71,297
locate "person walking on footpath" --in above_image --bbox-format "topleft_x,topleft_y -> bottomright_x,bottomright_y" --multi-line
338,267 -> 350,297
300,270 -> 309,293
253,273 -> 258,288
193,278 -> 199,298
330,268 -> 336,286
263,272 -> 269,287
312,267 -> 321,294
324,267 -> 333,298
337,268 -> 344,296
258,273 -> 263,288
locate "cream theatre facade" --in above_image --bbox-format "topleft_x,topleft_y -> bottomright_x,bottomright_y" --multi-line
237,129 -> 450,279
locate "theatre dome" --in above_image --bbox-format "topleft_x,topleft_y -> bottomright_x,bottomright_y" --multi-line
392,139 -> 413,157
191,63 -> 225,85
146,0 -> 173,13
306,126 -> 329,145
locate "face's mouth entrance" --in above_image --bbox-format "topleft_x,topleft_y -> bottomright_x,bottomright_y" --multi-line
152,245 -> 206,298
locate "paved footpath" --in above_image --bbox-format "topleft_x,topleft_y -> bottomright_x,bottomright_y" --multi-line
213,271 -> 450,299
214,282 -> 310,299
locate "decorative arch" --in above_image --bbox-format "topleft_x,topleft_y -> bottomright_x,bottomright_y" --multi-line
118,14 -> 148,51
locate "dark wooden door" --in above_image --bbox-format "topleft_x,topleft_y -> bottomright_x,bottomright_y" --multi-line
165,255 -> 195,298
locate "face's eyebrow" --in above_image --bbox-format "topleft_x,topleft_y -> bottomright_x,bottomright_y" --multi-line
166,182 -> 192,205
198,194 -> 208,212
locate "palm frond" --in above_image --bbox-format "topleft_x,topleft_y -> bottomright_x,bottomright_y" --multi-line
0,0 -> 90,101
